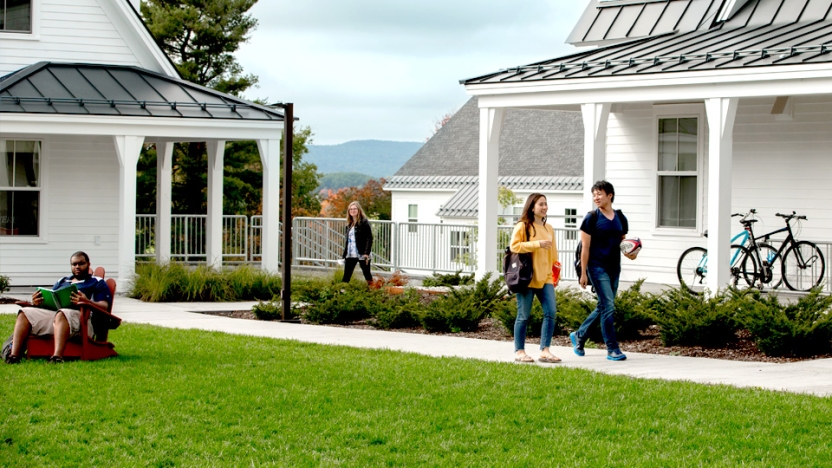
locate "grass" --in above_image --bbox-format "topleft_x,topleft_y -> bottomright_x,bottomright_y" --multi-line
2,315 -> 831,467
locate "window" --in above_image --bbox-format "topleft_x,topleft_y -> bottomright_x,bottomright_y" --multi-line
407,204 -> 417,233
450,230 -> 471,263
0,140 -> 40,236
1,0 -> 32,32
657,117 -> 698,228
565,208 -> 578,240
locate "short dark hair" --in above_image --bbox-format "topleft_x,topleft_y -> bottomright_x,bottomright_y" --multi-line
591,180 -> 615,203
70,251 -> 90,263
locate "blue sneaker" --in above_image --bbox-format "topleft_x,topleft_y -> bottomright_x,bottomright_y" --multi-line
569,332 -> 585,357
607,349 -> 627,361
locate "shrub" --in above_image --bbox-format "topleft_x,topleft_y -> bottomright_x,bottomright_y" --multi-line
292,276 -> 340,303
494,288 -> 594,338
304,284 -> 385,324
129,263 -> 281,302
0,274 -> 10,294
738,287 -> 832,357
370,289 -> 424,329
422,270 -> 474,287
419,273 -> 504,332
611,279 -> 658,339
647,287 -> 739,347
251,298 -> 298,321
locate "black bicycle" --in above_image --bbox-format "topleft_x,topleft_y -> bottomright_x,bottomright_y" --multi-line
738,211 -> 825,292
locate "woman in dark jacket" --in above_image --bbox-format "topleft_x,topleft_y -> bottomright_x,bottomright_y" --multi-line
342,201 -> 373,283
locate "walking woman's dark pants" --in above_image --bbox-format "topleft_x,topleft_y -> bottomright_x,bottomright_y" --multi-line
343,258 -> 372,283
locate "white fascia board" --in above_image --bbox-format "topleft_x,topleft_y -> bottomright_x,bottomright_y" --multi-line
466,64 -> 832,107
0,114 -> 283,141
98,0 -> 180,77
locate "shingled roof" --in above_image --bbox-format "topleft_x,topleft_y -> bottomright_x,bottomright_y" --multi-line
392,96 -> 583,177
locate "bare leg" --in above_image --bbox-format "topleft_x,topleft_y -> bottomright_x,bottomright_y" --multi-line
11,312 -> 32,357
52,312 -> 71,358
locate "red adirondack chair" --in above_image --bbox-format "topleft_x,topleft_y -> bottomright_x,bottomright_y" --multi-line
17,267 -> 122,361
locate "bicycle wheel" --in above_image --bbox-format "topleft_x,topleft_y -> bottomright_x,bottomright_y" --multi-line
677,247 -> 707,294
753,243 -> 783,290
782,241 -> 826,291
731,244 -> 756,290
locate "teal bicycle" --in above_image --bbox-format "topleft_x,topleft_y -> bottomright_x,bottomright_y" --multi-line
676,213 -> 754,294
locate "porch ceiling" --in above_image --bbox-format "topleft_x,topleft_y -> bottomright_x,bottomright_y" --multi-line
463,17 -> 832,85
0,62 -> 284,121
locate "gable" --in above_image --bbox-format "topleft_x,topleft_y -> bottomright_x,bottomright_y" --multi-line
0,0 -> 177,77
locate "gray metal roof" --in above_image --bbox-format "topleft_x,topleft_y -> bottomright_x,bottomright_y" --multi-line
385,175 -> 583,218
464,0 -> 832,85
0,62 -> 284,120
392,97 -> 584,177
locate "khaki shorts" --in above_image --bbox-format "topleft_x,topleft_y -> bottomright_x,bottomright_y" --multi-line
20,307 -> 93,339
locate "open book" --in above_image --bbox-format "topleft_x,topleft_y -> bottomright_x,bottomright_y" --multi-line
36,284 -> 78,311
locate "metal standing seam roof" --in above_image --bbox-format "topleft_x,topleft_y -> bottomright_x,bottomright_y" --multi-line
0,62 -> 285,120
384,175 -> 583,219
463,0 -> 832,85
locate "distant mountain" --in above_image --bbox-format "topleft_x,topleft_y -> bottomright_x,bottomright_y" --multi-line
305,140 -> 423,178
317,172 -> 373,192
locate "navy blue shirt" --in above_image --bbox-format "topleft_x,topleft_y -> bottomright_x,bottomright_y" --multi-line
53,276 -> 112,309
580,209 -> 628,271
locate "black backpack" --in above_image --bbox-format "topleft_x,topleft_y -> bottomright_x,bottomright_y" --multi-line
504,224 -> 533,293
574,209 -> 626,276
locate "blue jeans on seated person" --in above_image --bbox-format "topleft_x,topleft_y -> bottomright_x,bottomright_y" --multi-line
514,283 -> 557,352
575,265 -> 620,352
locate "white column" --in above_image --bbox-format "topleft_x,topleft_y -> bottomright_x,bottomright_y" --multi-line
155,142 -> 173,264
475,107 -> 504,280
257,138 -> 282,273
580,103 -> 611,209
705,97 -> 739,294
114,135 -> 145,288
206,140 -> 225,269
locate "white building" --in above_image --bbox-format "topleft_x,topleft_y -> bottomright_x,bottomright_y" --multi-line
464,0 -> 832,291
0,0 -> 287,286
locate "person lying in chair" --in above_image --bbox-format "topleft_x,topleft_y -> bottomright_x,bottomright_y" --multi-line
5,251 -> 112,364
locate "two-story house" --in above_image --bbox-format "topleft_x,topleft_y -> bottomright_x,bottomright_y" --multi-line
464,0 -> 832,292
0,0 -> 287,286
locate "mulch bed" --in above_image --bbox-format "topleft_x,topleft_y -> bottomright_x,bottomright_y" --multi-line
214,310 -> 831,363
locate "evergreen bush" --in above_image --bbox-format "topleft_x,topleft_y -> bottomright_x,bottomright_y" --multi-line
421,270 -> 474,287
370,289 -> 424,329
418,273 -> 504,332
0,274 -> 10,294
251,298 -> 298,321
304,284 -> 384,324
647,287 -> 739,347
738,287 -> 832,356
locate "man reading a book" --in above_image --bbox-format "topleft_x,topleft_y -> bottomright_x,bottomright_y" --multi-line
5,251 -> 112,364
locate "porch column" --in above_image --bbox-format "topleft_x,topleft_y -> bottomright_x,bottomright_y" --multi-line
155,142 -> 173,264
257,138 -> 281,273
114,135 -> 145,287
476,107 -> 504,279
206,140 -> 225,269
580,103 -> 611,209
705,97 -> 739,293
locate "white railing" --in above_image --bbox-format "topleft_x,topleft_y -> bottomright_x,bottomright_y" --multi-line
135,215 -> 578,276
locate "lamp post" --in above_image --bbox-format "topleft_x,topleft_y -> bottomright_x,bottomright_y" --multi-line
271,102 -> 294,321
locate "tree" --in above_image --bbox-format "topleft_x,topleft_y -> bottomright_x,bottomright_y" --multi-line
141,0 -> 259,96
426,111 -> 453,142
320,179 -> 391,220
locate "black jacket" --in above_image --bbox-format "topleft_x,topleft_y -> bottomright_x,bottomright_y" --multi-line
343,218 -> 373,258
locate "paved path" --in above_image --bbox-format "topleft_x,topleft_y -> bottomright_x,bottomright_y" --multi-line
2,296 -> 831,397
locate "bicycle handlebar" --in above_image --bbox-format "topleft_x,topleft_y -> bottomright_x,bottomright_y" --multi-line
775,211 -> 807,221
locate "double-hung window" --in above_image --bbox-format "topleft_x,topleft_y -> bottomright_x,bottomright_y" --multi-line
1,0 -> 32,32
657,116 -> 699,228
407,204 -> 418,233
565,208 -> 578,240
1,140 -> 41,236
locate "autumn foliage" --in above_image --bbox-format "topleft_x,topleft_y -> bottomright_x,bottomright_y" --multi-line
319,178 -> 391,220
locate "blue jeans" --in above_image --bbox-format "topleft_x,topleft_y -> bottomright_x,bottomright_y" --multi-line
514,283 -> 557,352
576,265 -> 620,351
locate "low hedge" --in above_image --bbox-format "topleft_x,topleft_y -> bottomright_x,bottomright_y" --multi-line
130,263 -> 281,302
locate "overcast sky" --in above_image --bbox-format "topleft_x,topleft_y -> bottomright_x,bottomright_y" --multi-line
237,1 -> 590,145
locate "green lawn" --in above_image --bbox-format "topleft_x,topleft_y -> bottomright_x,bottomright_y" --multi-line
2,315 -> 831,467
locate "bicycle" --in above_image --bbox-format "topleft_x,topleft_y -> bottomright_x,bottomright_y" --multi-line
676,213 -> 756,294
738,211 -> 825,292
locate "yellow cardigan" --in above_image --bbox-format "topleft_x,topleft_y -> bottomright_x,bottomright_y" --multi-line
510,222 -> 558,289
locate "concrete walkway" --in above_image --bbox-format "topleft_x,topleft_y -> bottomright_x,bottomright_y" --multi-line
2,296 -> 831,397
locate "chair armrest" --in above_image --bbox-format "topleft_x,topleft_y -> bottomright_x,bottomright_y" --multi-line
15,301 -> 33,307
78,299 -> 122,330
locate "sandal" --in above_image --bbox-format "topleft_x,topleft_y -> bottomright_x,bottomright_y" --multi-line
48,356 -> 64,364
538,355 -> 562,363
514,354 -> 534,363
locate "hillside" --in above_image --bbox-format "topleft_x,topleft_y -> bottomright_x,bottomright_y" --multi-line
305,140 -> 422,178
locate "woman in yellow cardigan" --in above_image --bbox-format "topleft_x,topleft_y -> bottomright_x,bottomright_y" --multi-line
510,193 -> 560,363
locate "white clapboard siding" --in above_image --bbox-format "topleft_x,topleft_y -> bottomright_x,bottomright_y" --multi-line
0,0 -> 166,75
606,98 -> 832,285
0,135 -> 120,285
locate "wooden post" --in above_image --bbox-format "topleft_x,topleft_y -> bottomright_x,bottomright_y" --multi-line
281,103 -> 294,321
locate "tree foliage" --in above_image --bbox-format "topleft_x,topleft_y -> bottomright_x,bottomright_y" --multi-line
320,179 -> 391,220
141,0 -> 259,96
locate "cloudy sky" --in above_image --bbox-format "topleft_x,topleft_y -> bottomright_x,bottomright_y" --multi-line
237,1 -> 590,145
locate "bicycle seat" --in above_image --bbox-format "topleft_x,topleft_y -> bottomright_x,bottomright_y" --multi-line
741,219 -> 758,224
